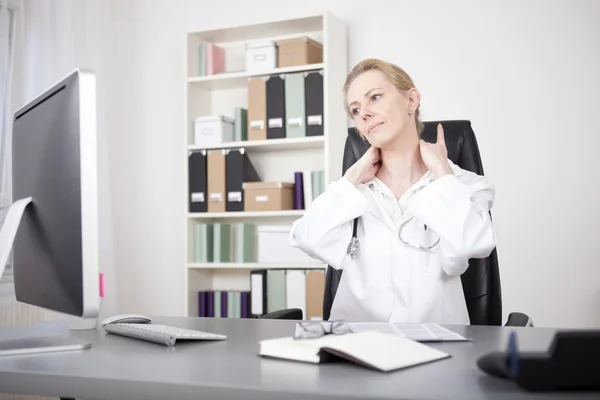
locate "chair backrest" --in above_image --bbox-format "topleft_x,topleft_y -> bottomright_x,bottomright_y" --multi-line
322,120 -> 502,325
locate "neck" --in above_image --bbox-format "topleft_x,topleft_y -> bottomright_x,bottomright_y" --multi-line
377,127 -> 427,186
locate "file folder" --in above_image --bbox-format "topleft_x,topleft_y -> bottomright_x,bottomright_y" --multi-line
188,150 -> 207,212
306,269 -> 325,319
234,107 -> 248,141
213,223 -> 231,262
285,72 -> 306,138
250,269 -> 267,317
207,149 -> 226,212
225,148 -> 260,212
234,222 -> 256,262
221,291 -> 228,317
286,270 -> 307,319
266,75 -> 286,139
194,222 -> 213,262
267,269 -> 286,313
304,71 -> 324,136
248,77 -> 267,140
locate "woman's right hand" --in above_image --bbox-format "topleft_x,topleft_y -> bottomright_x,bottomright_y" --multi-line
343,146 -> 381,186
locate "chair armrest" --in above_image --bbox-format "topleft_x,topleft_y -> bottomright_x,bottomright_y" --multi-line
258,308 -> 303,320
505,312 -> 534,327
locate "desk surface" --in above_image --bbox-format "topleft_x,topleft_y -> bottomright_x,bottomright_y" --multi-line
0,316 -> 596,400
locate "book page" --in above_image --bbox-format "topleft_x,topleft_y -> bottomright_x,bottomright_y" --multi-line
259,333 -> 354,364
348,322 -> 468,342
318,331 -> 450,372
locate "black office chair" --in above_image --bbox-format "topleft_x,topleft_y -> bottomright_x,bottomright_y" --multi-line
261,120 -> 533,327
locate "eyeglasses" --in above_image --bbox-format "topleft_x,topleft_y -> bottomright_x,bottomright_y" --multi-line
398,217 -> 441,252
293,321 -> 353,340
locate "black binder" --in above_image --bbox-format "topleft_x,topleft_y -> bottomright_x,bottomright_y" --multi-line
266,75 -> 286,139
188,150 -> 207,212
225,148 -> 260,212
304,71 -> 324,136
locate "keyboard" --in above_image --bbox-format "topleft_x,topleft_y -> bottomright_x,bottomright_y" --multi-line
103,323 -> 228,347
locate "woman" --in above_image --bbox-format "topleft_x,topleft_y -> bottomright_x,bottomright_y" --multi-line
289,58 -> 497,324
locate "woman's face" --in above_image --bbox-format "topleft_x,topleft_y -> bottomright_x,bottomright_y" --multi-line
347,69 -> 418,149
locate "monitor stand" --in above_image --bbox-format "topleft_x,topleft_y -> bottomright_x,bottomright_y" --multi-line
0,197 -> 32,276
0,197 -> 92,356
0,336 -> 91,357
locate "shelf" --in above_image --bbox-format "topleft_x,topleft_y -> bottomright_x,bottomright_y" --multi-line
189,210 -> 304,219
188,263 -> 327,270
188,14 -> 323,44
188,136 -> 324,152
187,63 -> 324,90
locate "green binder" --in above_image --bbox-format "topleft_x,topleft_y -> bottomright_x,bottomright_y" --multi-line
213,223 -> 231,263
284,72 -> 306,138
311,170 -> 325,200
234,223 -> 256,263
213,290 -> 221,318
194,223 -> 213,263
227,291 -> 235,318
233,291 -> 241,318
234,108 -> 248,141
198,44 -> 205,76
267,270 -> 286,313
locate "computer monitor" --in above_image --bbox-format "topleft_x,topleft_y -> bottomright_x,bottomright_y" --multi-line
0,69 -> 100,356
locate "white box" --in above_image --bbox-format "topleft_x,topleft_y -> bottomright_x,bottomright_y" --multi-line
257,225 -> 322,265
194,115 -> 234,147
245,41 -> 277,72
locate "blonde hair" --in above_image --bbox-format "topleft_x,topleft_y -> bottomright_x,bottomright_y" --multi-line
342,58 -> 424,136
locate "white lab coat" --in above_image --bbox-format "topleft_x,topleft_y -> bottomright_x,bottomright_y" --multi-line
289,159 -> 497,325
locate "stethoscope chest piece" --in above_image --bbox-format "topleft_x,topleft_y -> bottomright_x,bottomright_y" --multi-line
347,237 -> 359,259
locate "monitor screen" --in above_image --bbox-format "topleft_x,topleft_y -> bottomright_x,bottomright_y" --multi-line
11,70 -> 100,318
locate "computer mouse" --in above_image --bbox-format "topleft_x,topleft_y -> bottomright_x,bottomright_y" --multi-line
101,314 -> 152,326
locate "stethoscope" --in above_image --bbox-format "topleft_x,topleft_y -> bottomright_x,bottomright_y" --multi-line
346,216 -> 441,259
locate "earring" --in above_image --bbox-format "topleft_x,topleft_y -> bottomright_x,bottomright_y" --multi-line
409,108 -> 413,113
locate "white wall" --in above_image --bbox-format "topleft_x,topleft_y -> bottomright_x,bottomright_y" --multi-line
109,0 -> 600,328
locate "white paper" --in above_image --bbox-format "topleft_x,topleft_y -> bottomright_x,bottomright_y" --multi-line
348,322 -> 469,342
0,197 -> 33,278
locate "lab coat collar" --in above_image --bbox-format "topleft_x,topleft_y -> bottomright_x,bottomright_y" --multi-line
360,173 -> 429,232
360,159 -> 460,231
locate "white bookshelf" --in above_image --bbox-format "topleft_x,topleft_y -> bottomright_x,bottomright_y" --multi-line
188,210 -> 305,219
187,63 -> 325,90
183,12 -> 348,317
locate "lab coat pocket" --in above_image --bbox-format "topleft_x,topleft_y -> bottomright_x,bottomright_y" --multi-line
411,225 -> 442,276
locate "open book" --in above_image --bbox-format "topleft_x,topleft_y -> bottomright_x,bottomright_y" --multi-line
258,331 -> 450,372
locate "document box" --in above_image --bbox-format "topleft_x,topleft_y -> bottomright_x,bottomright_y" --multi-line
277,37 -> 323,67
256,225 -> 322,264
243,181 -> 294,211
245,41 -> 277,72
194,115 -> 234,147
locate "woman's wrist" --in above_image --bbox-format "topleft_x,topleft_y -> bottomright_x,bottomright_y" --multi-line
343,167 -> 360,186
431,161 -> 454,179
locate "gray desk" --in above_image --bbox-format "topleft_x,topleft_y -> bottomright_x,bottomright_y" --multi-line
0,316 -> 596,400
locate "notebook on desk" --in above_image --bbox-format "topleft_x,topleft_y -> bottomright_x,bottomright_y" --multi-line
258,331 -> 451,372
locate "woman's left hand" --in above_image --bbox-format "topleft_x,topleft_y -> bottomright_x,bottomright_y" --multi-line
419,123 -> 454,179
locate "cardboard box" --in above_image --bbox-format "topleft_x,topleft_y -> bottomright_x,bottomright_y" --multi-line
243,182 -> 294,211
277,37 -> 323,67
